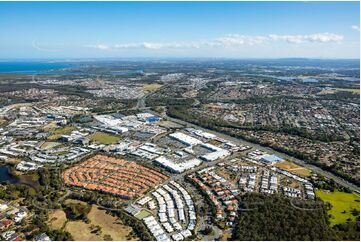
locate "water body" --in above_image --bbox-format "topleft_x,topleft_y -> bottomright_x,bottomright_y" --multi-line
243,73 -> 295,81
0,164 -> 19,183
0,61 -> 144,76
111,70 -> 144,75
302,78 -> 319,83
0,61 -> 75,74
0,164 -> 39,191
242,73 -> 358,83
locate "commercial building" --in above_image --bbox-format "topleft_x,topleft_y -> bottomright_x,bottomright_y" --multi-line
169,132 -> 203,146
154,156 -> 202,173
259,154 -> 284,164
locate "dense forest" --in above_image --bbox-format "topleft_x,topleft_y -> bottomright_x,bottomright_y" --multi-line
233,193 -> 360,241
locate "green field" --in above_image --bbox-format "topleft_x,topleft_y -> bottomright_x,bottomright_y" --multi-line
134,210 -> 151,220
47,126 -> 75,140
89,132 -> 121,144
316,190 -> 360,225
49,126 -> 75,134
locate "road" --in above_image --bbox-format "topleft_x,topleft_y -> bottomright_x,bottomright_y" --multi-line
136,95 -> 148,110
154,110 -> 359,193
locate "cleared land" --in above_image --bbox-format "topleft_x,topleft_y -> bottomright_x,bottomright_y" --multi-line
40,141 -> 61,150
42,121 -> 58,132
157,120 -> 183,129
316,190 -> 360,225
143,83 -> 163,91
89,132 -> 121,144
0,119 -> 7,126
334,88 -> 360,94
65,205 -> 137,241
48,210 -> 67,230
217,168 -> 237,182
276,160 -> 311,177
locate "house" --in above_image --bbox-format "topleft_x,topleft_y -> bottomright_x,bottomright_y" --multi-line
0,220 -> 13,231
14,211 -> 27,223
35,233 -> 51,241
1,230 -> 16,240
0,204 -> 8,211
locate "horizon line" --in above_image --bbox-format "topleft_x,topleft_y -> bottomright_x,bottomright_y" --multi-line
0,57 -> 360,61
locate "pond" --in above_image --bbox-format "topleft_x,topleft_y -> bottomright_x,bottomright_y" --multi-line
0,164 -> 20,183
0,164 -> 40,191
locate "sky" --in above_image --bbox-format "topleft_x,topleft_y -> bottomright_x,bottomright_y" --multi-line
0,1 -> 359,59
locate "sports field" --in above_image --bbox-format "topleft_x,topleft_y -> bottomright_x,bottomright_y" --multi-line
89,132 -> 121,144
316,190 -> 360,225
134,209 -> 151,220
275,160 -> 311,177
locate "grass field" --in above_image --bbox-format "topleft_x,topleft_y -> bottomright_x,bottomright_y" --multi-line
275,160 -> 311,177
89,132 -> 121,144
208,139 -> 222,146
65,205 -> 137,241
48,210 -> 67,230
157,121 -> 183,129
134,209 -> 151,220
48,126 -> 75,140
42,121 -> 58,132
64,199 -> 88,206
0,119 -> 7,126
316,190 -> 360,225
142,83 -> 163,91
334,88 -> 360,94
220,232 -> 232,241
2,158 -> 21,165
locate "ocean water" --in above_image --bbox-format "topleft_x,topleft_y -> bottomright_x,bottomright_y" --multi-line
0,62 -> 144,75
0,61 -> 74,74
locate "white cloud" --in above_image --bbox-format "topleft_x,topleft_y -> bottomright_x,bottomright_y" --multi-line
84,32 -> 344,51
32,40 -> 59,52
87,42 -> 202,50
83,44 -> 110,50
215,34 -> 268,46
142,42 -> 164,49
269,33 -> 343,43
351,25 -> 360,32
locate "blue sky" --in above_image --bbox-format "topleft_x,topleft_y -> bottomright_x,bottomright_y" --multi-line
0,1 -> 359,59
